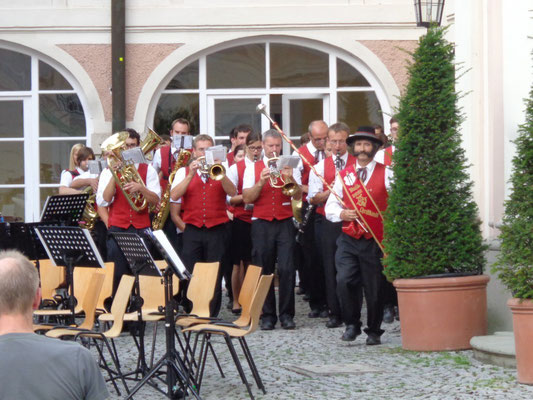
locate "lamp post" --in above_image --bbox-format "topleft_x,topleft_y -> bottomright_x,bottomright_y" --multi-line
413,0 -> 445,27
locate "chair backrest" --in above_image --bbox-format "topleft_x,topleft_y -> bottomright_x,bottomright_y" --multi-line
187,262 -> 219,317
233,265 -> 262,327
77,272 -> 105,330
247,274 -> 274,334
105,275 -> 136,337
37,259 -> 65,302
96,262 -> 115,311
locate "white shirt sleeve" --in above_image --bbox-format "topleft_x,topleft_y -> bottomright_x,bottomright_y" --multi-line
325,174 -> 344,223
374,148 -> 385,164
242,164 -> 257,190
170,167 -> 187,192
307,160 -> 325,201
226,163 -> 240,203
96,168 -> 113,207
152,148 -> 162,173
59,170 -> 74,188
145,164 -> 161,199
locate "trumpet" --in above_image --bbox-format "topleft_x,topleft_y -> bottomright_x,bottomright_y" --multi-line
196,156 -> 226,181
266,152 -> 299,197
101,131 -> 148,212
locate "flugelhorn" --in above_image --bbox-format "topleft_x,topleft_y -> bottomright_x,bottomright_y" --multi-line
196,156 -> 225,181
266,152 -> 299,197
101,131 -> 148,212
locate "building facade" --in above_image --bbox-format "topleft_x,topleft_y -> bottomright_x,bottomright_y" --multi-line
0,0 -> 532,241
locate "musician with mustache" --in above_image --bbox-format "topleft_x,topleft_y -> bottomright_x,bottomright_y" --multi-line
308,122 -> 356,329
324,126 -> 393,345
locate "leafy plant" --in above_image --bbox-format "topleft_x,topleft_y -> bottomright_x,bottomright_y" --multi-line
383,26 -> 485,280
492,82 -> 533,299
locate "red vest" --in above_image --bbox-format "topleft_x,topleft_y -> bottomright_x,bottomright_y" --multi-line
232,160 -> 253,223
384,146 -> 394,166
316,154 -> 356,216
108,163 -> 151,229
298,145 -> 321,202
227,151 -> 235,167
182,169 -> 229,228
340,162 -> 388,243
251,161 -> 293,221
68,169 -> 81,178
159,145 -> 175,192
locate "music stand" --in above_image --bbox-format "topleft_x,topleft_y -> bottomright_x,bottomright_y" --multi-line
125,230 -> 199,400
0,223 -> 12,251
40,193 -> 89,226
109,232 -> 162,383
34,226 -> 104,324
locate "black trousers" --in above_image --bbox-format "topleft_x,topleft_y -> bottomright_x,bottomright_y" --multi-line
318,216 -> 343,319
335,233 -> 386,337
303,204 -> 326,312
182,223 -> 229,317
106,225 -> 154,297
251,218 -> 295,324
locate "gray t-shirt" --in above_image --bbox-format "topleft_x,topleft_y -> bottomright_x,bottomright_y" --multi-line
0,332 -> 109,400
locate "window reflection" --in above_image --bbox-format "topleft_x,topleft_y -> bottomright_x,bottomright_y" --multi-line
166,60 -> 199,90
337,58 -> 370,87
39,61 -> 73,90
154,93 -> 199,136
0,100 -> 23,138
207,44 -> 265,89
214,99 -> 261,137
270,44 -> 328,88
0,188 -> 24,221
40,141 -> 79,184
0,142 -> 24,184
0,49 -> 31,91
337,92 -> 382,131
39,94 -> 86,137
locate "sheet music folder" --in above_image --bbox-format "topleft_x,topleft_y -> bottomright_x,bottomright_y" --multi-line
151,230 -> 190,280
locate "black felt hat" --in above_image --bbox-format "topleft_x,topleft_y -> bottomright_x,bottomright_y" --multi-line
346,126 -> 383,146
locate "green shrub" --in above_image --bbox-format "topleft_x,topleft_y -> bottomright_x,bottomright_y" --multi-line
383,26 -> 485,280
493,83 -> 533,299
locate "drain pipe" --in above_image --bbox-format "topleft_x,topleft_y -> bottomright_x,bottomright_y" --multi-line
111,0 -> 126,133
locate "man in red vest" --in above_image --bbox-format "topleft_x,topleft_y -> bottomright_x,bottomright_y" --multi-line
375,116 -> 398,167
227,124 -> 253,167
293,120 -> 329,318
325,126 -> 393,345
308,122 -> 357,329
97,129 -> 161,295
242,129 -> 302,330
170,134 -> 236,316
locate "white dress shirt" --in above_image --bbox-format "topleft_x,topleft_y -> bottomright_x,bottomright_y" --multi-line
307,152 -> 351,202
59,167 -> 84,188
374,145 -> 396,165
292,141 -> 326,175
324,160 -> 393,223
96,163 -> 161,207
152,146 -> 179,173
226,156 -> 254,203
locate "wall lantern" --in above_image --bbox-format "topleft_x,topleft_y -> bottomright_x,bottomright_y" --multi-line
414,0 -> 445,27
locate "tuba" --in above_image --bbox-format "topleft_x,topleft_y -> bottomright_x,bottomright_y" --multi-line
267,152 -> 299,197
101,131 -> 148,212
140,128 -> 163,160
152,148 -> 192,230
196,156 -> 226,181
79,186 -> 99,230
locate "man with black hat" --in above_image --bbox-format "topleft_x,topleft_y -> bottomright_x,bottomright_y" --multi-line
324,126 -> 393,345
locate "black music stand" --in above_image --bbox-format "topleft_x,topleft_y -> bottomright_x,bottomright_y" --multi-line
34,226 -> 104,324
109,232 -> 162,383
41,193 -> 89,226
0,223 -> 12,251
125,230 -> 199,400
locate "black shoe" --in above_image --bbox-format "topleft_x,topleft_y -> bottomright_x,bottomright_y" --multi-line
280,318 -> 296,330
296,287 -> 306,295
326,317 -> 343,328
303,293 -> 310,302
307,309 -> 321,318
260,320 -> 275,331
341,324 -> 359,341
319,309 -> 329,318
366,334 -> 381,345
226,300 -> 233,310
383,305 -> 394,324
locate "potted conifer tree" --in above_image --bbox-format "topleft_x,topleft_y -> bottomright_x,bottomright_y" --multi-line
382,26 -> 489,351
492,82 -> 533,384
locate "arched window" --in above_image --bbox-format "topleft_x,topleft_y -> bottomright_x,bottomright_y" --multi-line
0,47 -> 88,221
153,39 -> 388,154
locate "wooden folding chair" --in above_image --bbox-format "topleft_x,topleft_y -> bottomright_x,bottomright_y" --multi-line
36,259 -> 65,308
183,274 -> 273,400
232,265 -> 262,328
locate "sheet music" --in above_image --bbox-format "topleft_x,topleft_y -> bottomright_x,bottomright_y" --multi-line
122,148 -> 146,164
278,155 -> 300,169
206,145 -> 227,163
152,230 -> 190,279
88,159 -> 108,174
173,134 -> 193,150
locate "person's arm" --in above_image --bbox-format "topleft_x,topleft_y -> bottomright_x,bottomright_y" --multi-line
220,175 -> 237,197
170,202 -> 186,231
308,164 -> 329,206
122,164 -> 160,207
242,167 -> 269,204
71,177 -> 98,192
58,170 -> 80,194
324,175 -> 345,223
59,186 -> 81,195
102,172 -> 117,203
97,206 -> 109,228
226,164 -> 243,206
170,164 -> 194,201
96,169 -> 112,207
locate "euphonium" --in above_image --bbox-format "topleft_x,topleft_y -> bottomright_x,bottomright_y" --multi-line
80,186 -> 99,230
196,156 -> 226,181
101,131 -> 148,212
267,152 -> 299,197
152,148 -> 192,230
140,128 -> 163,161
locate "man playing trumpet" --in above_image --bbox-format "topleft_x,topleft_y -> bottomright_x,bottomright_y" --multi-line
242,129 -> 302,330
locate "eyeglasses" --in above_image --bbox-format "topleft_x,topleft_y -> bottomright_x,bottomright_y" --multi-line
311,137 -> 327,142
248,146 -> 262,151
329,140 -> 345,145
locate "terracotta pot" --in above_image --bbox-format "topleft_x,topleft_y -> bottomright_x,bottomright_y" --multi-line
508,298 -> 533,385
393,275 -> 489,351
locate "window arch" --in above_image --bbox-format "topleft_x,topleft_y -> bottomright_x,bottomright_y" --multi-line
0,45 -> 89,221
152,38 -> 390,153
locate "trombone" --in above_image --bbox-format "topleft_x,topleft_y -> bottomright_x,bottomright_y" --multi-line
196,156 -> 226,181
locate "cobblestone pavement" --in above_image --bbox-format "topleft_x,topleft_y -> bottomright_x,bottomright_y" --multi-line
99,290 -> 533,400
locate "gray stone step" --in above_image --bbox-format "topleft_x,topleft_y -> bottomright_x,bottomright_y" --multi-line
470,331 -> 516,368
